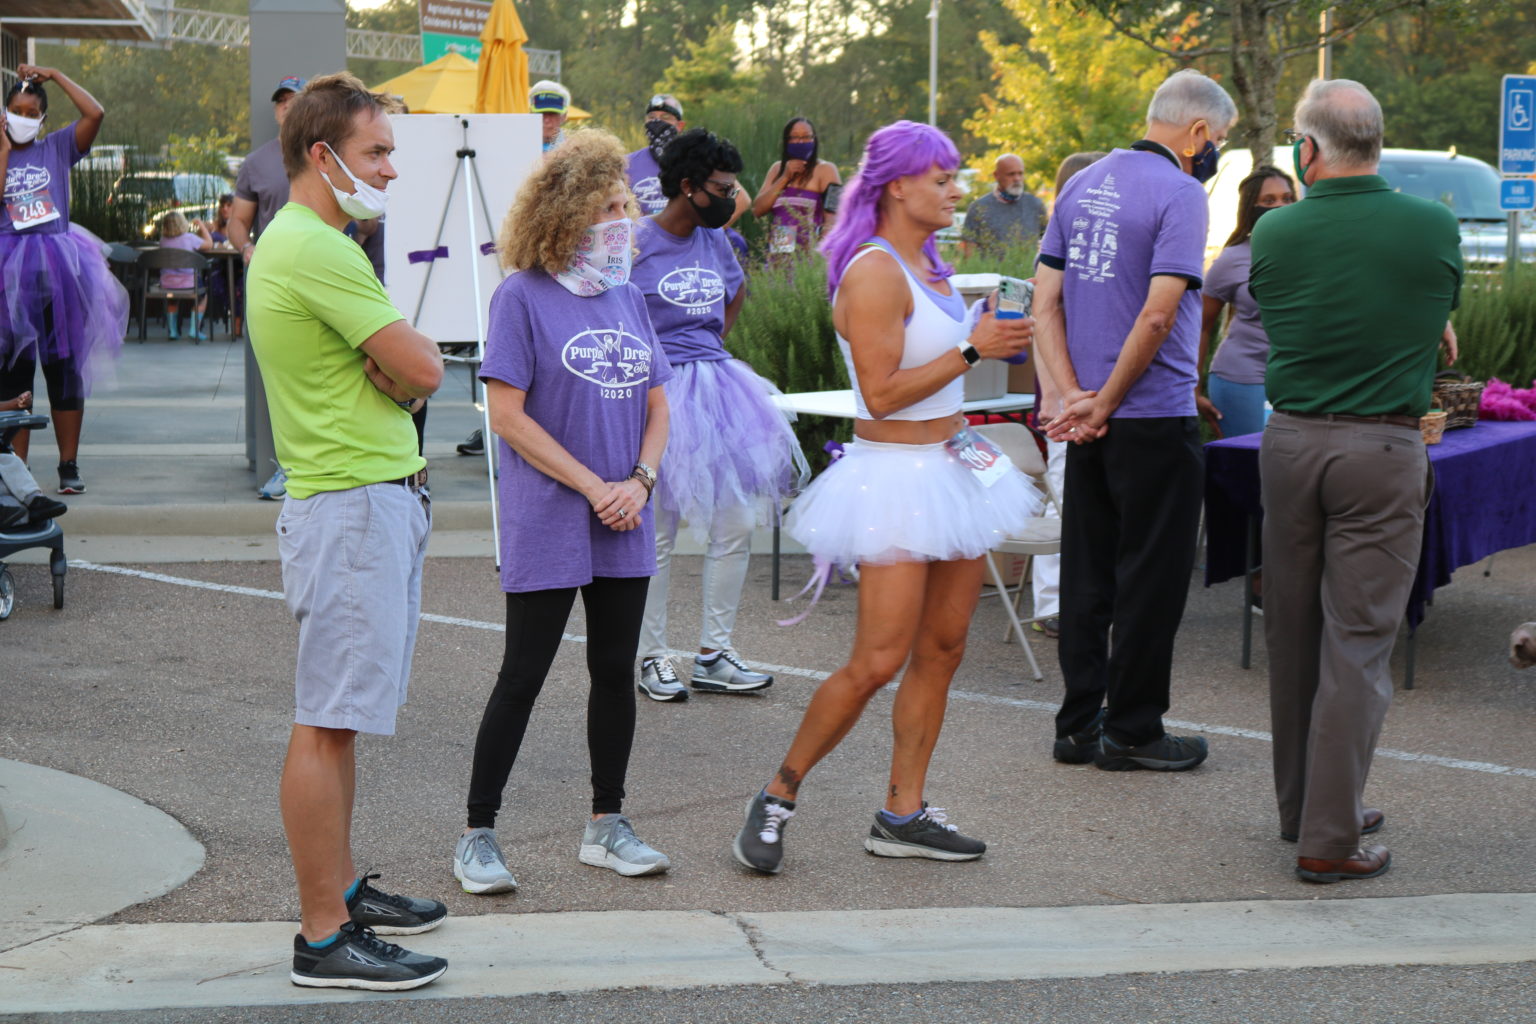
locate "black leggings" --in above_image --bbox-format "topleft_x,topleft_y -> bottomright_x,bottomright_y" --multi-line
466,576 -> 650,828
0,304 -> 85,411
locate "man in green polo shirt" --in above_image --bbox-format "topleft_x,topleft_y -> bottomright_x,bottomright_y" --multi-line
1250,78 -> 1461,886
247,71 -> 448,991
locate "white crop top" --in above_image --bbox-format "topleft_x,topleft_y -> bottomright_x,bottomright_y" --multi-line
835,238 -> 969,421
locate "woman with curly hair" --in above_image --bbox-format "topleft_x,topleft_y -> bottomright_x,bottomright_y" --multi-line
631,128 -> 808,702
454,129 -> 673,894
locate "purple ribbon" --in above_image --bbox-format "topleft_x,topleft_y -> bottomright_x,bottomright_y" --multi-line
407,246 -> 449,264
776,556 -> 836,627
479,241 -> 497,256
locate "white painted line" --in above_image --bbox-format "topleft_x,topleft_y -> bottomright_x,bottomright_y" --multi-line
70,561 -> 1536,781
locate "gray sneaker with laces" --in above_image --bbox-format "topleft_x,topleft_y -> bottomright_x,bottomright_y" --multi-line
579,814 -> 671,876
638,658 -> 689,702
732,790 -> 795,874
453,827 -> 517,894
863,804 -> 986,861
692,650 -> 773,693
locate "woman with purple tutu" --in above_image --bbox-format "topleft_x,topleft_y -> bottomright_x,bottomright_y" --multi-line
630,129 -> 808,702
0,66 -> 127,494
732,120 -> 1040,874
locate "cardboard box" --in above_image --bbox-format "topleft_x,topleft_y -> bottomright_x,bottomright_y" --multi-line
984,552 -> 1033,588
1007,360 -> 1037,401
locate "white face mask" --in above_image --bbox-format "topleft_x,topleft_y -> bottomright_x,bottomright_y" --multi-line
320,143 -> 387,220
553,217 -> 634,296
6,112 -> 43,145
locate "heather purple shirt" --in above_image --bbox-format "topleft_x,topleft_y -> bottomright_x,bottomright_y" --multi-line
480,269 -> 673,593
1204,241 -> 1269,385
1039,146 -> 1208,418
631,217 -> 744,364
1,122 -> 84,237
626,148 -> 667,215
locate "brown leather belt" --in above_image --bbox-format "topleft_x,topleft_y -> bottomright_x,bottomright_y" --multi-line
1274,409 -> 1420,430
386,468 -> 429,490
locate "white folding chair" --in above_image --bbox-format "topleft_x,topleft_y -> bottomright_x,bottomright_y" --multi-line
975,423 -> 1063,681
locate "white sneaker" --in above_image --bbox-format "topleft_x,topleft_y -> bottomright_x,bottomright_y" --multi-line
578,814 -> 671,876
453,827 -> 516,894
638,658 -> 688,702
692,650 -> 773,693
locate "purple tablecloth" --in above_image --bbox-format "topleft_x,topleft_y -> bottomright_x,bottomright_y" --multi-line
1204,420 -> 1536,629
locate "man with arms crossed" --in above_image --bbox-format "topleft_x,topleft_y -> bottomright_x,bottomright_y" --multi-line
1033,69 -> 1237,772
1252,79 -> 1460,883
247,72 -> 448,990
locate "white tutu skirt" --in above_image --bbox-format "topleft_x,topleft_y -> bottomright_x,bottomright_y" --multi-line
785,437 -> 1043,565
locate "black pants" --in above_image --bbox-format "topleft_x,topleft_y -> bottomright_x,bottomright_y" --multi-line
1056,417 -> 1203,746
0,303 -> 85,412
466,576 -> 649,828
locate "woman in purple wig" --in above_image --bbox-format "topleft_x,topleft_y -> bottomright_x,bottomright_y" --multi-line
0,66 -> 127,495
733,120 -> 1039,874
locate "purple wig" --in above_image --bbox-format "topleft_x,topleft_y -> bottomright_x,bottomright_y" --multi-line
820,120 -> 961,298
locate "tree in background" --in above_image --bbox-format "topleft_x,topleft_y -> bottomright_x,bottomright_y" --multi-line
966,0 -> 1177,200
168,128 -> 240,176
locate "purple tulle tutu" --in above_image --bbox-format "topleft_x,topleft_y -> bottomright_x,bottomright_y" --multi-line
656,357 -> 809,535
0,226 -> 128,395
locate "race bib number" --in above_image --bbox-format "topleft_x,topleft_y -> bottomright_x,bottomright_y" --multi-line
770,223 -> 797,254
6,186 -> 60,230
945,428 -> 1013,488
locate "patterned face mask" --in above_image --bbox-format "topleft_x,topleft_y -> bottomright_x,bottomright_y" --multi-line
553,217 -> 634,297
645,120 -> 678,161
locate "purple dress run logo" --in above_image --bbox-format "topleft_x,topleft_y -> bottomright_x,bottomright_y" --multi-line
561,324 -> 654,390
656,264 -> 724,314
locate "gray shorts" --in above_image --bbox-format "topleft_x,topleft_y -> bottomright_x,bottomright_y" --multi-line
277,481 -> 431,735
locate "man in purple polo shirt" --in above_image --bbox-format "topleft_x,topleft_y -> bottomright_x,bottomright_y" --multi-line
1033,69 -> 1237,773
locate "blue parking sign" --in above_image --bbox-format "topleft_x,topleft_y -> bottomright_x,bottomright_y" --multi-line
1502,75 -> 1536,174
1502,179 -> 1535,211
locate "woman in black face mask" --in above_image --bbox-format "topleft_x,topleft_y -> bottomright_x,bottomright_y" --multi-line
1196,165 -> 1297,440
628,128 -> 809,703
751,116 -> 842,257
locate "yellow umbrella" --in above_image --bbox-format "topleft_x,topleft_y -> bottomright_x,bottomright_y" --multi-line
474,0 -> 530,114
374,52 -> 479,114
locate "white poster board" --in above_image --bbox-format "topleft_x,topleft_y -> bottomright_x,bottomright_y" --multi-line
383,113 -> 542,344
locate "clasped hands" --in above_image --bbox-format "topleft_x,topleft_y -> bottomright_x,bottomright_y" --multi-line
1045,388 -> 1112,444
589,477 -> 649,532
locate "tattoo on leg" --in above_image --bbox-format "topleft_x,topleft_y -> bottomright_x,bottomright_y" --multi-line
775,764 -> 802,796
889,784 -> 898,800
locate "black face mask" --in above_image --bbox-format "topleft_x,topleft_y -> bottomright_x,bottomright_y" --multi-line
1251,205 -> 1275,223
645,119 -> 677,161
691,187 -> 734,229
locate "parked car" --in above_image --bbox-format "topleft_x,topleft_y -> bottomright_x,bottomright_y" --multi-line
107,171 -> 231,238
1205,147 -> 1535,271
77,144 -> 135,174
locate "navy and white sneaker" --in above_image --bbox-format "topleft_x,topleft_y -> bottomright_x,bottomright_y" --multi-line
692,650 -> 773,693
346,872 -> 447,935
290,921 -> 447,991
638,658 -> 689,702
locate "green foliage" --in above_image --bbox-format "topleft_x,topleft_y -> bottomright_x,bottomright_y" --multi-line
727,252 -> 850,466
1451,271 -> 1536,388
168,128 -> 238,176
948,241 -> 1040,281
69,149 -> 167,243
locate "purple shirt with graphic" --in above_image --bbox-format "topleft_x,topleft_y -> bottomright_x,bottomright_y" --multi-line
631,217 -> 744,365
480,268 -> 674,593
1039,146 -> 1208,418
626,148 -> 667,216
1,122 -> 84,237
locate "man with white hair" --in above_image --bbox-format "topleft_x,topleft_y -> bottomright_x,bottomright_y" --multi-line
1251,79 -> 1461,884
1033,69 -> 1237,772
961,153 -> 1047,259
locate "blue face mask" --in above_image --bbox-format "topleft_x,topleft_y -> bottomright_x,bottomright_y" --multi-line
1190,141 -> 1220,183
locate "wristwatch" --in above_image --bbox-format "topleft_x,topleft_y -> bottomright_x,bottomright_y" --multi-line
957,341 -> 981,367
630,461 -> 657,493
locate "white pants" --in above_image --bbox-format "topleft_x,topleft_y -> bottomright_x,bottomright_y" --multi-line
639,502 -> 756,659
1030,437 -> 1068,619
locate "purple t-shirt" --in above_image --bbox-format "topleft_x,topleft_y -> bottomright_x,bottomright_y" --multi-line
480,268 -> 674,593
631,218 -> 744,365
1,122 -> 84,237
626,148 -> 667,216
1039,146 -> 1208,418
159,232 -> 204,289
1204,241 -> 1269,386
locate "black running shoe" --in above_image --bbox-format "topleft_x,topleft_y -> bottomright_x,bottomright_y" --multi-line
733,791 -> 795,874
26,495 -> 67,521
456,429 -> 485,456
1094,732 -> 1209,772
57,461 -> 85,495
863,804 -> 986,861
346,873 -> 447,935
1053,707 -> 1106,764
290,921 -> 446,991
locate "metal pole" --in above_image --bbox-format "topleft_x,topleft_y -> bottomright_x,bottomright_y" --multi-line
1318,8 -> 1333,79
458,119 -> 501,565
927,0 -> 939,126
1508,210 -> 1521,277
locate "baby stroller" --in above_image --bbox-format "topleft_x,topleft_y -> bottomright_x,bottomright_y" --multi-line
0,409 -> 67,619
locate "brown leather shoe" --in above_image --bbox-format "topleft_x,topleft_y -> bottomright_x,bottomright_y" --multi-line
1296,844 -> 1391,883
1280,807 -> 1383,843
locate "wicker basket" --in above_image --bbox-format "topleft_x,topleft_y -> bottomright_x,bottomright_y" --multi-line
1432,372 -> 1484,429
1420,409 -> 1448,445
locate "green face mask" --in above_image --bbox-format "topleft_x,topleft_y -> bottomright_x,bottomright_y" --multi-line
1292,138 -> 1310,186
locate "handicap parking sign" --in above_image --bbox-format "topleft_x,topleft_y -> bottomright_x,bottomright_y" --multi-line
1501,75 -> 1536,175
1501,178 -> 1535,212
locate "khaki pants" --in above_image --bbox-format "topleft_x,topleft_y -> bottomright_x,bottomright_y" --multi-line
1259,412 -> 1431,859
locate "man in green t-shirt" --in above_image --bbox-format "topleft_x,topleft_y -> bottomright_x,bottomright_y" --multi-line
246,72 -> 447,992
1250,78 -> 1462,887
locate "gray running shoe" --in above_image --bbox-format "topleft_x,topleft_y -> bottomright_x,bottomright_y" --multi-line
733,790 -> 795,874
863,804 -> 986,861
578,814 -> 671,876
453,827 -> 517,894
291,921 -> 446,991
639,657 -> 689,702
692,650 -> 773,693
1094,733 -> 1209,772
346,873 -> 447,935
